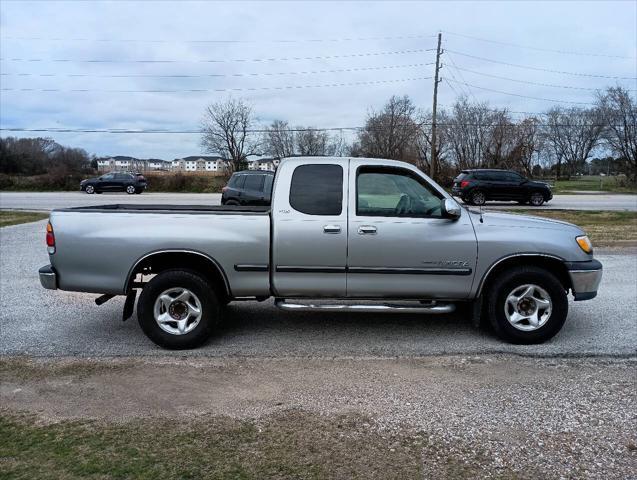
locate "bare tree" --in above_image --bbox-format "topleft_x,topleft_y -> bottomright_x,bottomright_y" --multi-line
544,106 -> 604,178
445,97 -> 494,169
200,98 -> 259,172
354,95 -> 421,161
296,128 -> 331,156
596,86 -> 637,179
263,119 -> 296,158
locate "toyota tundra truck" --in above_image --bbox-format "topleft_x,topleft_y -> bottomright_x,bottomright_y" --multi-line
39,157 -> 602,349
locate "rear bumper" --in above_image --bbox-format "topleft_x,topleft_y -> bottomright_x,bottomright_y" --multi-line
566,259 -> 602,301
39,264 -> 58,290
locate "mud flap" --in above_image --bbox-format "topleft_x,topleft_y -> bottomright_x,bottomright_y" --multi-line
122,289 -> 137,321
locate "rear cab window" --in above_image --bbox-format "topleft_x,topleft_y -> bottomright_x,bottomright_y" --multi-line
289,164 -> 343,215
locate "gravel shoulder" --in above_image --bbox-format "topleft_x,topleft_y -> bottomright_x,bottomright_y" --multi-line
1,355 -> 636,479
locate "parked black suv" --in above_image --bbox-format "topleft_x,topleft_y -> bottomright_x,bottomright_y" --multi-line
221,170 -> 274,206
80,172 -> 147,194
452,169 -> 552,206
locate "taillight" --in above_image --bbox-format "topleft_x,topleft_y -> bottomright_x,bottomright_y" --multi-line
460,180 -> 470,188
46,222 -> 55,254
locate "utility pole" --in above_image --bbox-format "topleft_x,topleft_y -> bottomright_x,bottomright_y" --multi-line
430,32 -> 443,179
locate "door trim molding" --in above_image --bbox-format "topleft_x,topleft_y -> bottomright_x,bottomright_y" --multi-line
274,265 -> 472,275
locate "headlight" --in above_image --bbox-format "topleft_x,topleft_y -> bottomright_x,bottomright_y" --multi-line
576,235 -> 593,254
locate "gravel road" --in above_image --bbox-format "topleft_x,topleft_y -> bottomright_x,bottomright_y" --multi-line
1,219 -> 635,357
1,190 -> 636,211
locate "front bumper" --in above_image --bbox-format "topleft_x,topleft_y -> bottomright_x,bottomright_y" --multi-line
566,259 -> 602,301
39,264 -> 57,290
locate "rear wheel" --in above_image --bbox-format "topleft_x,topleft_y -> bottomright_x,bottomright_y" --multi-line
487,266 -> 568,344
137,269 -> 220,349
470,190 -> 486,206
126,185 -> 136,194
85,185 -> 95,194
529,192 -> 545,206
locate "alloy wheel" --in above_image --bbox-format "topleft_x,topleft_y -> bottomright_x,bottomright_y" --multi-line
504,284 -> 552,331
153,287 -> 203,335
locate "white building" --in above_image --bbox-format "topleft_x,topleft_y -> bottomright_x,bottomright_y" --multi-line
248,157 -> 279,171
175,156 -> 229,173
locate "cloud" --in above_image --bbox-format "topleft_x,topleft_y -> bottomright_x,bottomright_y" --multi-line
1,0 -> 635,158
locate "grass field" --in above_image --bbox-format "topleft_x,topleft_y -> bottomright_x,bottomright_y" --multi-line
0,412 -> 435,480
0,211 -> 48,227
549,176 -> 637,194
513,209 -> 637,246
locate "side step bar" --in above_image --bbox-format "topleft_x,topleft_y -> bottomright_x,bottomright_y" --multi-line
274,299 -> 455,314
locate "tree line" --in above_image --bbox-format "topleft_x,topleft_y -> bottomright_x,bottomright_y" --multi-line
201,86 -> 636,182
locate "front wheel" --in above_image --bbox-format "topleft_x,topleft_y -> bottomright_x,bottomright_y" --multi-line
487,266 -> 568,344
126,185 -> 136,194
85,185 -> 95,194
137,269 -> 220,349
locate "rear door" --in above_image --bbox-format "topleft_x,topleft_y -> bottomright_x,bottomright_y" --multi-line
271,161 -> 348,297
346,160 -> 477,299
243,174 -> 267,205
99,173 -> 117,191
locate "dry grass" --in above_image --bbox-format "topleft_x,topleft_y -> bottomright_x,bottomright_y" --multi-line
0,210 -> 48,227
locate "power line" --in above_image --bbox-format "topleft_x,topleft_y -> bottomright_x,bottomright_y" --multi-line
0,76 -> 433,94
445,53 -> 480,103
1,33 -> 437,44
443,31 -> 635,59
0,62 -> 435,79
445,79 -> 595,104
446,49 -> 637,80
1,121 -> 622,135
0,48 -> 435,64
450,66 -> 635,91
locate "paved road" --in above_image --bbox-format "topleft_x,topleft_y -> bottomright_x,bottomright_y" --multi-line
1,219 -> 635,357
1,191 -> 636,211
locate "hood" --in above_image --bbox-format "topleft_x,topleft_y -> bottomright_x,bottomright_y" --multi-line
468,209 -> 584,234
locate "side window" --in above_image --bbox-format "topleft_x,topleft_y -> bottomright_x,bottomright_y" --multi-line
505,172 -> 523,182
289,164 -> 343,216
244,174 -> 265,192
357,167 -> 443,218
230,175 -> 246,189
102,173 -> 114,180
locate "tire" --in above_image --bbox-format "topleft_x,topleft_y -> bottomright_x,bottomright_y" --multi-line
85,185 -> 95,194
470,190 -> 486,206
529,192 -> 545,206
137,269 -> 220,349
487,266 -> 568,344
126,185 -> 136,194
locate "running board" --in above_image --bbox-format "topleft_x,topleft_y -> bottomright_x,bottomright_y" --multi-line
274,299 -> 455,314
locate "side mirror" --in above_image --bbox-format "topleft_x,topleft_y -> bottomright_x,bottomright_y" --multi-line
98,176 -> 104,181
441,198 -> 461,220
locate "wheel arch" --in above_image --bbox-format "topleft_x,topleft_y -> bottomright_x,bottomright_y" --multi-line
476,254 -> 572,298
125,250 -> 231,301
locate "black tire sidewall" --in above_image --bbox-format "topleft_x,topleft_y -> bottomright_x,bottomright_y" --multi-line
137,269 -> 219,349
487,267 -> 568,344
530,192 -> 544,206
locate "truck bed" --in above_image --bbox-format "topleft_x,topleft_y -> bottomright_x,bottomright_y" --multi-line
49,206 -> 271,296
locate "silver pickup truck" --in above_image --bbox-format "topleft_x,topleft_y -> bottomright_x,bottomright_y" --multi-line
39,157 -> 602,349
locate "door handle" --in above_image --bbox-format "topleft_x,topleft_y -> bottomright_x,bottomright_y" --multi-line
323,225 -> 341,234
358,225 -> 377,235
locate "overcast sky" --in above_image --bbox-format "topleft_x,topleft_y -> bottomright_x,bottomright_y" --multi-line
1,0 -> 635,159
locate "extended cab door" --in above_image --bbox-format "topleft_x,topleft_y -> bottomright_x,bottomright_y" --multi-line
271,160 -> 348,297
346,160 -> 477,299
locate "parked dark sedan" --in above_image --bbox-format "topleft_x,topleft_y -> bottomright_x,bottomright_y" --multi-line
80,172 -> 147,194
221,170 -> 274,205
451,169 -> 552,206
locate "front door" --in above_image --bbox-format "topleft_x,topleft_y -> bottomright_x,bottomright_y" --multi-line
346,161 -> 477,299
271,161 -> 349,297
